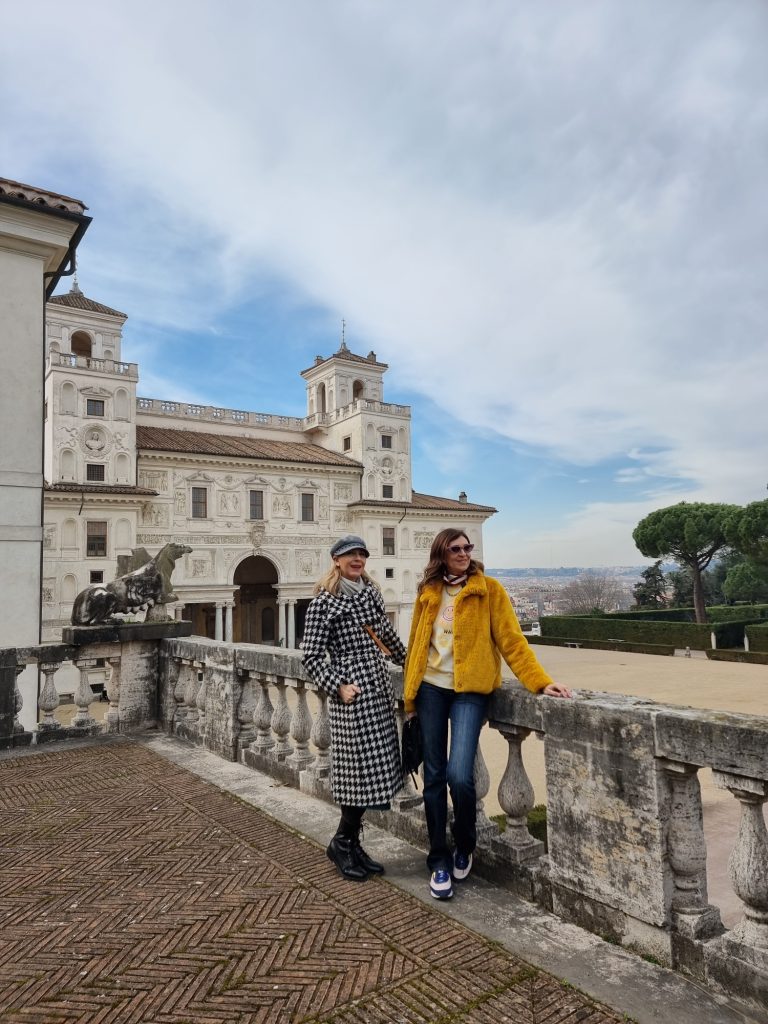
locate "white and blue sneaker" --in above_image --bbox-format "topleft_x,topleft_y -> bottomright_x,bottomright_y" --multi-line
430,869 -> 453,900
453,850 -> 473,881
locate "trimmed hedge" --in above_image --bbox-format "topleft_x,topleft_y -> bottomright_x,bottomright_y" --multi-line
615,604 -> 768,623
540,615 -> 712,649
530,636 -> 675,656
746,624 -> 768,653
707,649 -> 768,666
711,619 -> 763,649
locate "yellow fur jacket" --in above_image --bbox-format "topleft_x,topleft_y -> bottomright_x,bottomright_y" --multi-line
403,571 -> 554,713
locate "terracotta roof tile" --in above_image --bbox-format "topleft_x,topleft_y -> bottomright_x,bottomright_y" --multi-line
46,483 -> 157,496
0,177 -> 87,215
302,343 -> 388,374
348,491 -> 497,512
48,291 -> 127,317
136,426 -> 362,467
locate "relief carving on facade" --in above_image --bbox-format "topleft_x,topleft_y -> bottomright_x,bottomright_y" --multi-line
334,510 -> 351,529
218,491 -> 241,515
334,483 -> 353,501
56,426 -> 80,449
191,557 -> 211,578
43,526 -> 56,550
249,522 -> 267,549
42,579 -> 55,603
174,491 -> 186,514
296,550 -> 319,577
415,531 -> 433,549
272,494 -> 293,517
141,503 -> 169,527
140,470 -> 169,492
319,497 -> 329,520
80,424 -> 113,455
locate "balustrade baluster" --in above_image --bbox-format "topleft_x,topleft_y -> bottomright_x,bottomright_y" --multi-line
491,725 -> 544,862
236,671 -> 257,750
270,675 -> 293,762
13,664 -> 24,734
660,759 -> 722,941
252,673 -> 275,754
287,679 -> 314,769
714,771 -> 768,949
473,742 -> 498,847
195,667 -> 207,735
184,662 -> 200,723
38,662 -> 62,731
309,689 -> 331,778
173,659 -> 189,725
105,657 -> 121,732
73,658 -> 97,727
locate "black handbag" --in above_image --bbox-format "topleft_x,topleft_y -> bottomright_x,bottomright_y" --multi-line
401,716 -> 423,786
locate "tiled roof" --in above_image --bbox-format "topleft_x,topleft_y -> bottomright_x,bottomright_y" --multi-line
348,491 -> 497,512
137,426 -> 362,467
0,177 -> 88,215
303,343 -> 388,374
46,483 -> 158,496
48,288 -> 127,318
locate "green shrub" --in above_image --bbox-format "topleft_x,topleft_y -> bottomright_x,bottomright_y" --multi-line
491,804 -> 548,851
746,623 -> 768,653
711,619 -> 763,649
540,616 -> 711,648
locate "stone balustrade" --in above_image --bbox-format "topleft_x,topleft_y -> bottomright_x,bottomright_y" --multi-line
1,632 -> 767,1014
48,352 -> 137,377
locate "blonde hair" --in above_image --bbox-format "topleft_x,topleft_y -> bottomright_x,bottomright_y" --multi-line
313,563 -> 379,596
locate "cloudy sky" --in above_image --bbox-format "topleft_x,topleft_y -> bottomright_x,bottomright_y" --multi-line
3,1 -> 767,567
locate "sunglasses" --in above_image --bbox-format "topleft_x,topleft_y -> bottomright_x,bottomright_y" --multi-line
447,543 -> 474,555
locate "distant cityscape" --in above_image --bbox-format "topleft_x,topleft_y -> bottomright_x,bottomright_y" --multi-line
487,566 -> 650,621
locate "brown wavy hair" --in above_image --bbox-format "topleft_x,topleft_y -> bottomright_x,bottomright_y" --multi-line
417,528 -> 484,594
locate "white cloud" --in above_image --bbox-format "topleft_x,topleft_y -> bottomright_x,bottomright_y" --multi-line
3,0 -> 767,561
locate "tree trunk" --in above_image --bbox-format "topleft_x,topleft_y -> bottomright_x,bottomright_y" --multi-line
691,563 -> 708,624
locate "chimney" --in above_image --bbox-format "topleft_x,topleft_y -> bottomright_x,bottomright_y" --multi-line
458,491 -> 467,503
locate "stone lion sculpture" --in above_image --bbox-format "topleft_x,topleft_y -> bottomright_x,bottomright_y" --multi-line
71,542 -> 192,626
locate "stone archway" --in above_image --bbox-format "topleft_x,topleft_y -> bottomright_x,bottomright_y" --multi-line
233,555 -> 278,644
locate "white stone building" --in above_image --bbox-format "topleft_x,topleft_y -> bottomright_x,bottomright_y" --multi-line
43,283 -> 496,645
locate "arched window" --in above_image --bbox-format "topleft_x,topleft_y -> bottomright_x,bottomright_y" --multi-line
104,349 -> 114,360
60,450 -> 76,481
60,381 -> 77,415
61,574 -> 78,604
366,473 -> 376,498
115,453 -> 130,483
317,383 -> 326,415
365,423 -> 376,449
114,388 -> 130,419
353,379 -> 365,400
49,340 -> 60,355
71,331 -> 92,359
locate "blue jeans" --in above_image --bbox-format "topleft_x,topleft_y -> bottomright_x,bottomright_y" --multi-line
415,683 -> 489,874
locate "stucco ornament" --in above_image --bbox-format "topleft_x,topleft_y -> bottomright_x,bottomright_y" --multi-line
80,424 -> 113,455
71,542 -> 192,625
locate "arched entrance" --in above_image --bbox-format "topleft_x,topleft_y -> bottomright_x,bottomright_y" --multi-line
234,555 -> 278,644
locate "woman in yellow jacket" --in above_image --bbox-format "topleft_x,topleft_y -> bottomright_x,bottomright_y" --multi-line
404,528 -> 572,900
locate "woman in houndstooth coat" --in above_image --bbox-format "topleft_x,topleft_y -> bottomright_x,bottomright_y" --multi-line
302,535 -> 406,881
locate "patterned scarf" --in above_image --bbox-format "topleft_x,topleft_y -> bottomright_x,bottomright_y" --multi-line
443,573 -> 467,587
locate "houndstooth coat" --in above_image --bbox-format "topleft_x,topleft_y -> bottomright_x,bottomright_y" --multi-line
301,583 -> 406,807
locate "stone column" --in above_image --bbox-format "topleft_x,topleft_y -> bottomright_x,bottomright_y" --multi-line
225,602 -> 234,643
491,725 -> 544,863
214,603 -> 224,642
278,600 -> 287,647
288,599 -> 297,648
73,657 -> 96,727
38,662 -> 62,732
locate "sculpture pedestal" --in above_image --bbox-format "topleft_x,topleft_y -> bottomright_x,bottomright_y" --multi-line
62,621 -> 193,645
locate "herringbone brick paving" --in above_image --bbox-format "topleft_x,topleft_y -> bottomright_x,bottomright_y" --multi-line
0,742 -> 620,1023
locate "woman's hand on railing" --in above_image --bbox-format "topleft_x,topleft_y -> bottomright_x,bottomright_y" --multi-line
542,682 -> 573,698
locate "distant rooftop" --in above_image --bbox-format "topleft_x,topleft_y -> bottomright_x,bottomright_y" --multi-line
137,426 -> 362,467
48,280 -> 127,318
349,491 -> 497,513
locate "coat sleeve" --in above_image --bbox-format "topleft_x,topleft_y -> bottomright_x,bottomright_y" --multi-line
301,595 -> 347,697
488,579 -> 554,693
376,612 -> 407,666
402,594 -> 426,713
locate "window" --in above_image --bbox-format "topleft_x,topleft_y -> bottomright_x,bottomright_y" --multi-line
383,527 -> 395,556
382,484 -> 394,499
86,521 -> 107,557
90,571 -> 104,584
191,487 -> 208,519
86,399 -> 105,417
86,463 -> 105,482
342,436 -> 351,452
249,489 -> 264,520
385,568 -> 394,579
301,492 -> 315,522
381,434 -> 392,449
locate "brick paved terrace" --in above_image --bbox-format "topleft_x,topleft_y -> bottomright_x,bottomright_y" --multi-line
0,740 -> 621,1024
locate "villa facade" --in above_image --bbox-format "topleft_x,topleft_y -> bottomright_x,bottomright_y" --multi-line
42,284 -> 496,645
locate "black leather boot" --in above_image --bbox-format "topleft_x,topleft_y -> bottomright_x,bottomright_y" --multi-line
326,836 -> 367,881
353,841 -> 384,875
